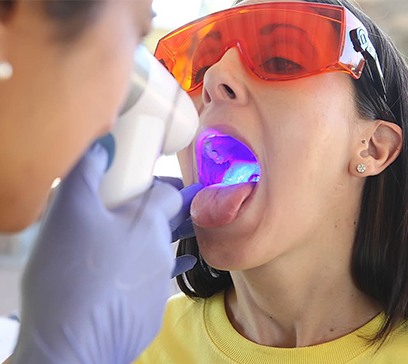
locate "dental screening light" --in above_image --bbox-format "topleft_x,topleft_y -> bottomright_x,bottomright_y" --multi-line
99,46 -> 199,208
196,129 -> 261,187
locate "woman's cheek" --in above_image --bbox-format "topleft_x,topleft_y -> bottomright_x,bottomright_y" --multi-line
190,89 -> 203,113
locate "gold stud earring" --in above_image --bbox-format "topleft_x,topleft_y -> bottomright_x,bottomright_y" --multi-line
356,163 -> 366,174
0,61 -> 13,81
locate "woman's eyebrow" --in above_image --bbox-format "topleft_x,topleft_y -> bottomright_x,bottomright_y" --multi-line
259,23 -> 316,52
260,23 -> 306,36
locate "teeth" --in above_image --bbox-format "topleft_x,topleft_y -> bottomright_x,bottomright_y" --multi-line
196,130 -> 262,186
204,140 -> 227,164
222,161 -> 261,185
248,174 -> 261,183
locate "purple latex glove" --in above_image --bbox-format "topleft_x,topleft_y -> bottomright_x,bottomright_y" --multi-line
12,144 -> 185,364
164,177 -> 203,277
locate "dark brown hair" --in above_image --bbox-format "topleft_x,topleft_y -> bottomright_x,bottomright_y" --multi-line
177,0 -> 408,344
0,0 -> 102,41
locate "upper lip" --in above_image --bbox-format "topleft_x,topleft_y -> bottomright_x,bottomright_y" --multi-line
196,122 -> 257,159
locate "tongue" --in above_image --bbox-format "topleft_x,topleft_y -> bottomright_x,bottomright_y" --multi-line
191,182 -> 256,228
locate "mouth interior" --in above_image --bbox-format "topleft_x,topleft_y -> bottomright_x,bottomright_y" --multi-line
196,130 -> 261,187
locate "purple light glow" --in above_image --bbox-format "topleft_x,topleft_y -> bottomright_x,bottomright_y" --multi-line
196,129 -> 261,187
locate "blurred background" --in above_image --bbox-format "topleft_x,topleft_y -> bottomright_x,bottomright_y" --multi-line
0,0 -> 406,317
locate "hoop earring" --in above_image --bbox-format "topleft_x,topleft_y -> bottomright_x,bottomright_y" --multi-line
356,163 -> 366,173
0,61 -> 13,80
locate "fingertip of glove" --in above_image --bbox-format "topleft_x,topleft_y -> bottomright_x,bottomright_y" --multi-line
155,176 -> 184,190
150,180 -> 183,218
95,134 -> 115,170
181,183 -> 204,199
172,255 -> 197,278
171,217 -> 195,242
85,143 -> 110,174
66,143 -> 110,193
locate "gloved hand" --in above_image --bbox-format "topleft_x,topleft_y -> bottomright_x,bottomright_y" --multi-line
11,143 -> 196,364
164,177 -> 203,277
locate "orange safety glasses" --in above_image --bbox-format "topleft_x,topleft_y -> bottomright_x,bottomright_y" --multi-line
154,2 -> 386,99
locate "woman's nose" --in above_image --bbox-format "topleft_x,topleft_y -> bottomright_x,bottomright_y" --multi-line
201,48 -> 248,106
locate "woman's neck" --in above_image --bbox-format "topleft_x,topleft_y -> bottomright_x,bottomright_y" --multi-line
225,239 -> 381,348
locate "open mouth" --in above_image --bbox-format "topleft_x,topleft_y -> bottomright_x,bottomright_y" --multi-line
196,129 -> 261,187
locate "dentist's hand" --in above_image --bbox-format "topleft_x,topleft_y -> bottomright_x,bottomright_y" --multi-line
164,177 -> 203,277
12,144 -> 189,364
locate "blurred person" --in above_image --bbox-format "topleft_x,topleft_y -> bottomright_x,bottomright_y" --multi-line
0,0 -> 201,363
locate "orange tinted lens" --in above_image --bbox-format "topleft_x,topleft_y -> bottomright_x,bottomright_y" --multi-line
155,3 -> 359,92
229,6 -> 344,81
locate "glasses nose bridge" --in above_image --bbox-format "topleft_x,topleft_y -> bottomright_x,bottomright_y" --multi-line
221,39 -> 251,69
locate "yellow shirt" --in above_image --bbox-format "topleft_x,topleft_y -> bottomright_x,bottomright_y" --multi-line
136,292 -> 408,363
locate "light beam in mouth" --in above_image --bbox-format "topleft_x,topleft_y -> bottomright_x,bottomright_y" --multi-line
196,129 -> 261,187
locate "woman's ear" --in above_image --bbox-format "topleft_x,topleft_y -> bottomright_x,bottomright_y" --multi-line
349,120 -> 402,177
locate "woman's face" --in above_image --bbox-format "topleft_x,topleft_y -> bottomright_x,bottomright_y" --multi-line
0,0 -> 153,231
178,0 -> 367,271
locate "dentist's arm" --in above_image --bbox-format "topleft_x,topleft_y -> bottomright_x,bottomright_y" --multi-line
11,143 -> 198,364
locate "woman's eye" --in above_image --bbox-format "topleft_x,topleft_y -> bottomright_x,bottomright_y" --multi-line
192,65 -> 211,85
261,57 -> 303,75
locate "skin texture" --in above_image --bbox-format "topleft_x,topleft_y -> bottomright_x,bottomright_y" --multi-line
178,0 -> 402,348
0,0 -> 153,232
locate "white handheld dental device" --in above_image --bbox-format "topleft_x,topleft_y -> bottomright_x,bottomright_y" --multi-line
99,46 -> 198,208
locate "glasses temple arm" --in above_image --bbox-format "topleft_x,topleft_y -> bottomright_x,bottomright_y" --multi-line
350,28 -> 388,103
